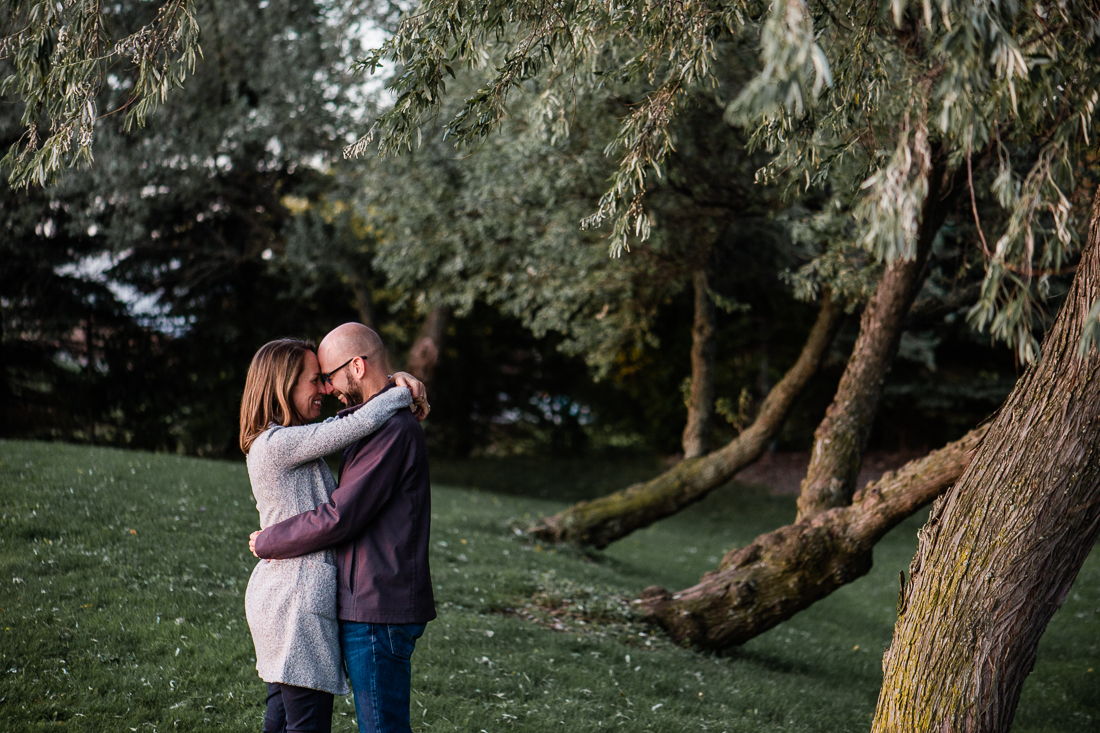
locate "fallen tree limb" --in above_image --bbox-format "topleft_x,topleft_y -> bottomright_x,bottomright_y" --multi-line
636,423 -> 988,649
529,295 -> 844,548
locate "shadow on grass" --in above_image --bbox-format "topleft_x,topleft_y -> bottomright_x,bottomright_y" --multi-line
430,455 -> 669,503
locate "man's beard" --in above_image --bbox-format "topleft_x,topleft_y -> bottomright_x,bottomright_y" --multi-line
342,382 -> 366,406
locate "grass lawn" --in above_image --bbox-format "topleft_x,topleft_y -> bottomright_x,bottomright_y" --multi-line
1,439 -> 1097,732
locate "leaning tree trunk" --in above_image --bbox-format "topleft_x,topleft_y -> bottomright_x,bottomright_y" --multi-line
870,188 -> 1100,732
637,424 -> 988,648
405,305 -> 451,389
682,269 -> 717,458
796,154 -> 960,522
530,294 -> 843,548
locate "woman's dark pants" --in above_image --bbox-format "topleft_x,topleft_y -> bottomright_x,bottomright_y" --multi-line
263,682 -> 334,733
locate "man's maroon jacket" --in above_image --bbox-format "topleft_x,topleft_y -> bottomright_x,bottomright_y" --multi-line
254,384 -> 436,624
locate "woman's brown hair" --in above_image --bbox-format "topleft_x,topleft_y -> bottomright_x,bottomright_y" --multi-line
239,338 -> 317,454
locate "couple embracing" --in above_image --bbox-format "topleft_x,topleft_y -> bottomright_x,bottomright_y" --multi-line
239,323 -> 435,733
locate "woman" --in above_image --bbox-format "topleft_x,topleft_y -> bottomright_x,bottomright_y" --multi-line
238,338 -> 426,733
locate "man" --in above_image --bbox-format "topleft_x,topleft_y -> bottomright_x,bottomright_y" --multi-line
250,323 -> 435,733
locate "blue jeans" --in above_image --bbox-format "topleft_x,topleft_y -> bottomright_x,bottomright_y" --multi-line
339,621 -> 426,733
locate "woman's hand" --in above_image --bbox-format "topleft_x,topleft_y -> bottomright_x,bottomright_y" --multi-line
391,371 -> 430,421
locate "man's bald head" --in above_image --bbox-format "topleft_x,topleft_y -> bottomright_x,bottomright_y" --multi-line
318,323 -> 389,406
318,323 -> 385,368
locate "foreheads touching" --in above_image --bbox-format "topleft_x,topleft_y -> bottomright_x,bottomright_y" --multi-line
317,323 -> 388,405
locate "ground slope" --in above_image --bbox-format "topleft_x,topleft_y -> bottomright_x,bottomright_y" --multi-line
0,440 -> 1096,732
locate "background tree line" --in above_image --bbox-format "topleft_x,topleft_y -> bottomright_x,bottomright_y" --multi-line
2,0 -> 1021,463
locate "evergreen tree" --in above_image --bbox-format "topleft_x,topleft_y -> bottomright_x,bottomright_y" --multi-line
2,0 -> 375,453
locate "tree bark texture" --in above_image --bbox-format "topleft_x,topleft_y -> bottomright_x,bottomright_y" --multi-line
530,295 -> 844,548
345,267 -> 376,330
796,155 -> 960,522
682,269 -> 717,459
637,424 -> 988,648
405,305 -> 450,389
871,187 -> 1100,733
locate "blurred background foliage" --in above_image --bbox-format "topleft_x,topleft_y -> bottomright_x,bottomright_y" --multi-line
2,0 -> 1066,461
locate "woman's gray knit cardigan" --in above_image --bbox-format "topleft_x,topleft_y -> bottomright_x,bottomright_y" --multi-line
244,387 -> 413,694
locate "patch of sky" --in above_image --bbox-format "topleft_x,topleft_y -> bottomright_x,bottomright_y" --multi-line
53,251 -> 193,336
488,393 -> 594,425
529,393 -> 594,425
335,17 -> 394,119
140,185 -> 170,198
106,74 -> 133,91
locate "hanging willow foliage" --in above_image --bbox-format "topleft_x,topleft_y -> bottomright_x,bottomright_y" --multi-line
355,0 -> 1100,359
5,0 -> 1100,358
1,0 -> 200,187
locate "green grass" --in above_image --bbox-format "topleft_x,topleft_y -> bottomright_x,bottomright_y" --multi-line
430,456 -> 669,504
0,439 -> 1097,732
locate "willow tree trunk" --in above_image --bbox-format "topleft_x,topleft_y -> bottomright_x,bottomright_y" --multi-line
871,188 -> 1100,733
637,424 -> 987,648
796,155 -> 960,522
530,295 -> 843,548
345,267 -> 376,330
682,269 -> 716,459
405,305 -> 450,390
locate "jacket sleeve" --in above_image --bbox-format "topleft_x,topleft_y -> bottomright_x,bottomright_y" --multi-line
262,387 -> 412,469
253,417 -> 413,559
